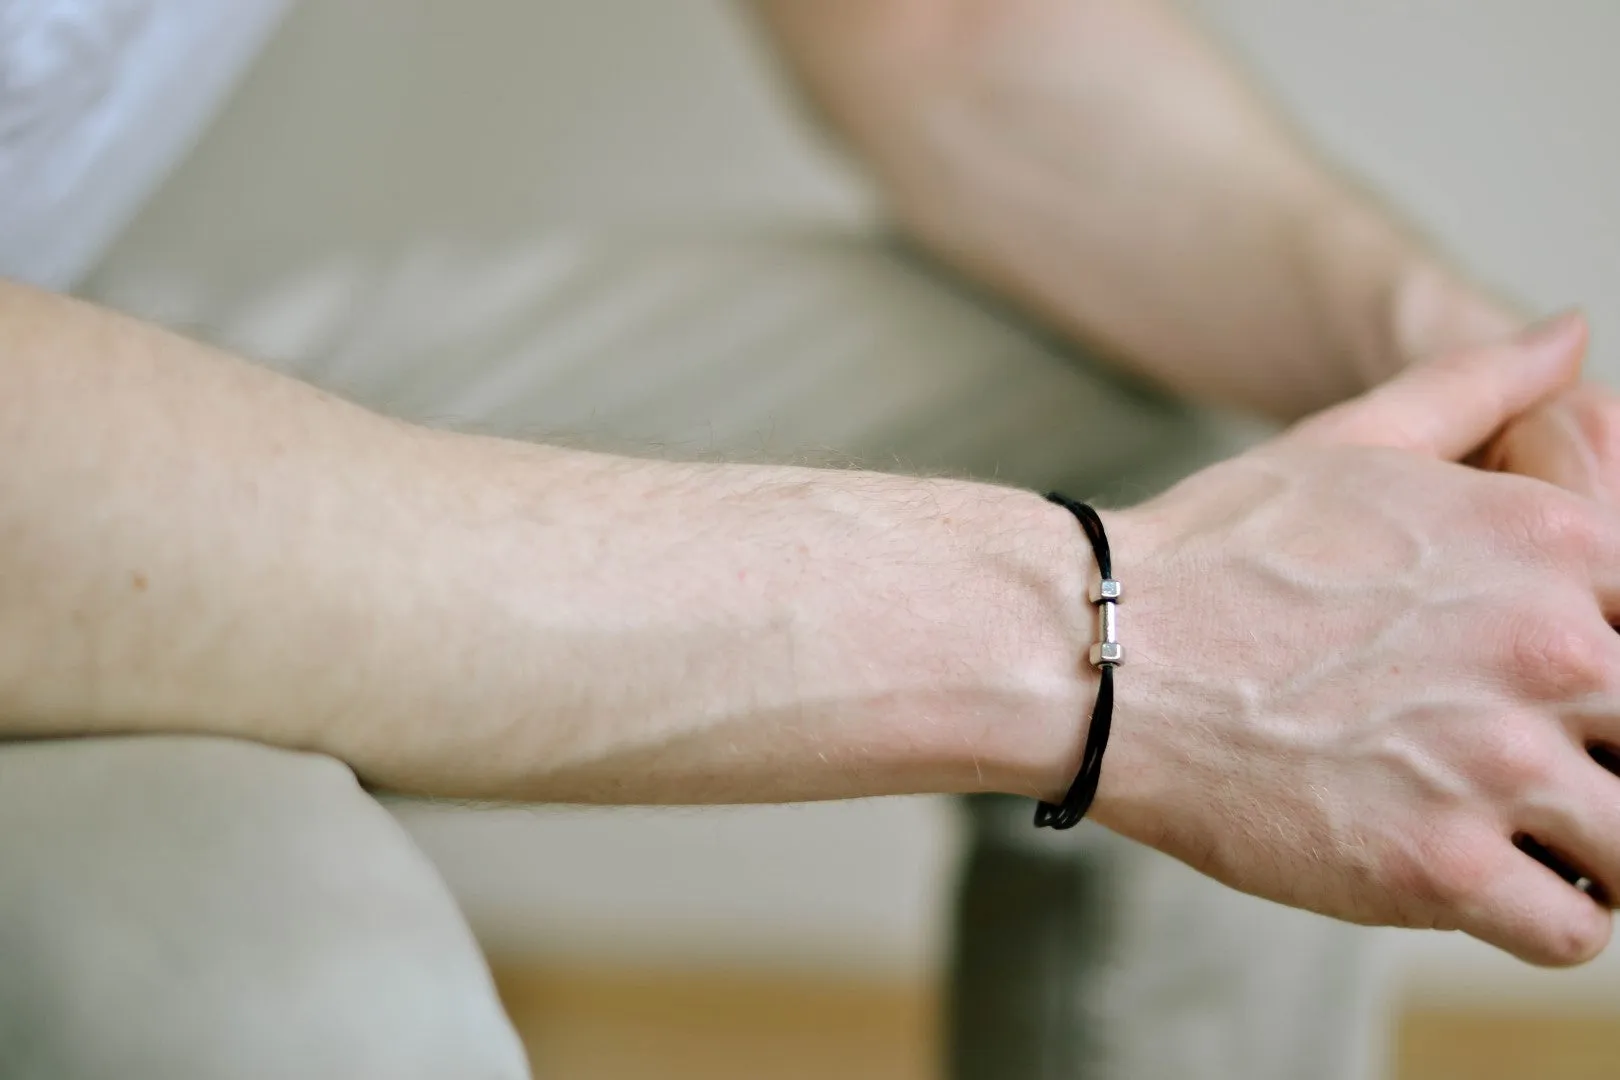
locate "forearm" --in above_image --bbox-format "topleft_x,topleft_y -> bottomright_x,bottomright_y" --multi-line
0,280 -> 1089,802
750,0 -> 1516,419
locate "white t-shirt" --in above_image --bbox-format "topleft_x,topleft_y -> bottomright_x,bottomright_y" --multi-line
0,0 -> 289,289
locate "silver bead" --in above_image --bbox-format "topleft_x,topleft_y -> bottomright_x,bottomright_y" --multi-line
1090,641 -> 1125,666
1090,578 -> 1122,603
1091,598 -> 1123,667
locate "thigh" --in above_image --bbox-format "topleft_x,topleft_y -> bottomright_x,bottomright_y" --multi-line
0,736 -> 529,1080
79,3 -> 1238,495
89,218 -> 1236,498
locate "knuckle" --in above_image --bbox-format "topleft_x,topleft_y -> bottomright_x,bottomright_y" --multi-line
1518,491 -> 1598,558
1382,821 -> 1494,914
1503,614 -> 1611,698
1380,833 -> 1450,911
1416,832 -> 1499,909
1470,715 -> 1562,794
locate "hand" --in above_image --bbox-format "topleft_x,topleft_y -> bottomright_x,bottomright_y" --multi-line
1406,302 -> 1618,500
1095,313 -> 1620,965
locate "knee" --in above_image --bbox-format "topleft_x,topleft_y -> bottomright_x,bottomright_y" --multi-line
0,933 -> 529,1080
0,736 -> 530,1080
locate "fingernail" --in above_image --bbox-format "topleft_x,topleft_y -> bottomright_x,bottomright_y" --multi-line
1518,309 -> 1585,349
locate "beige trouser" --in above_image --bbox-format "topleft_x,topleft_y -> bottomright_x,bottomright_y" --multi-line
3,2 -> 1391,1077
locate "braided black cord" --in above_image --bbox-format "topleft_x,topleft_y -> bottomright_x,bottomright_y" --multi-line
1034,493 -> 1116,830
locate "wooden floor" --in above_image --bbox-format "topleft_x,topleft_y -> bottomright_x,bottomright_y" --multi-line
495,966 -> 937,1080
1396,1008 -> 1620,1080
494,965 -> 1620,1080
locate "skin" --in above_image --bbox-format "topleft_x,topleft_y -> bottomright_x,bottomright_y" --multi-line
749,0 -> 1482,417
1102,314 -> 1620,967
3,0 -> 1619,968
746,0 -> 1620,473
0,282 -> 1091,804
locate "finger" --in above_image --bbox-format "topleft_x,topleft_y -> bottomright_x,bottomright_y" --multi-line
1572,505 -> 1620,622
1558,692 -> 1620,804
1487,406 -> 1606,501
1291,311 -> 1587,458
1513,750 -> 1620,911
1486,483 -> 1620,621
1512,833 -> 1609,905
1455,831 -> 1611,967
1560,386 -> 1620,504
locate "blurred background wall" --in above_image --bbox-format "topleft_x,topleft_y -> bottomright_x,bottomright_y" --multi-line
351,0 -> 1620,1012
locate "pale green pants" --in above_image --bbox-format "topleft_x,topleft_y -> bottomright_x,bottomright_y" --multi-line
2,2 -> 1391,1077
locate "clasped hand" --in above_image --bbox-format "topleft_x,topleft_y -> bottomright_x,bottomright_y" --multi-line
1095,313 -> 1620,965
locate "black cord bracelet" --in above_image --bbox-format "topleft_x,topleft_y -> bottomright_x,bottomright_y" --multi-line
1034,493 -> 1121,831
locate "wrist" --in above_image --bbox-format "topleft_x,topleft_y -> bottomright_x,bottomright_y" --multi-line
718,471 -> 1101,803
1070,502 -> 1169,835
935,485 -> 1099,803
974,492 -> 1171,811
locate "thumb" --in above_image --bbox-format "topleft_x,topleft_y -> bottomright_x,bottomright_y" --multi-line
1291,310 -> 1587,458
